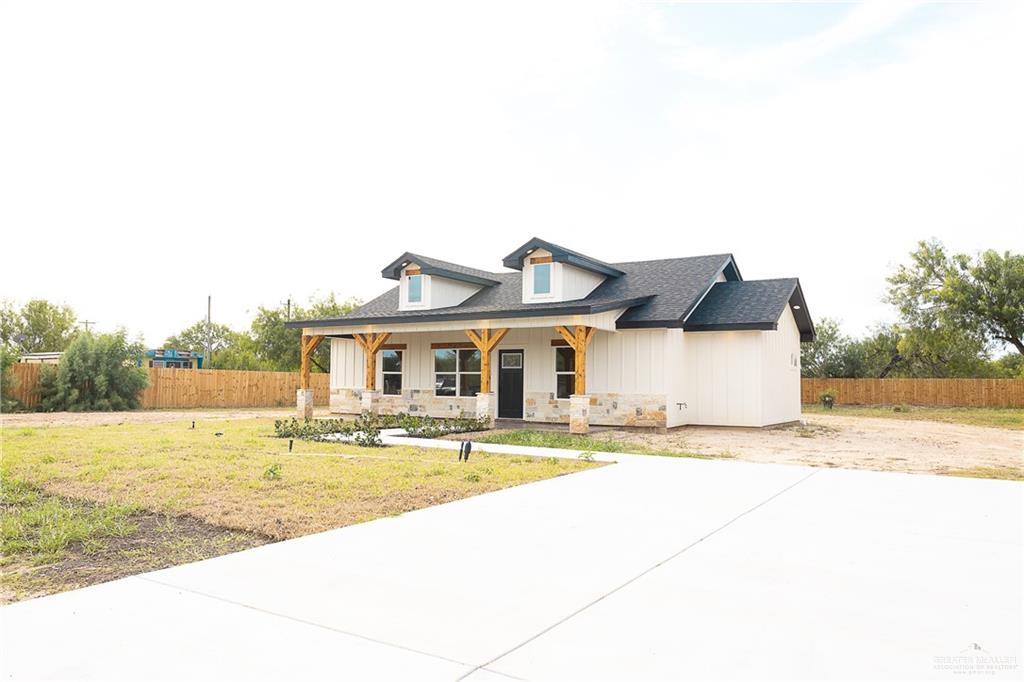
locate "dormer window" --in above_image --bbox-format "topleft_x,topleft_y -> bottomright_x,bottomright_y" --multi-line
533,262 -> 551,295
407,274 -> 423,303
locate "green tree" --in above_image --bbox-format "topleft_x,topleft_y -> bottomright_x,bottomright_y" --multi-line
800,318 -> 867,377
0,299 -> 78,352
887,240 -> 1022,359
163,321 -> 236,354
38,331 -> 149,411
944,249 -> 1024,356
1,344 -> 20,412
214,333 -> 274,371
251,293 -> 359,371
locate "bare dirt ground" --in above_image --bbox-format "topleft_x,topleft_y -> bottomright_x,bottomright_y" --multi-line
0,407 -> 332,428
602,414 -> 1023,476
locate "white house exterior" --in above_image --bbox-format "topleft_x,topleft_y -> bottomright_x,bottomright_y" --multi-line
288,238 -> 814,432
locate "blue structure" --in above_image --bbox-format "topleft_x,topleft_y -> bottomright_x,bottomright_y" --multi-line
142,349 -> 204,369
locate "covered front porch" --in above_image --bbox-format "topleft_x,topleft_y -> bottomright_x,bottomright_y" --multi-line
295,309 -> 665,434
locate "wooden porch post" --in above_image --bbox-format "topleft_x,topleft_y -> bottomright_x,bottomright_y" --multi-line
300,335 -> 325,389
464,328 -> 509,393
555,325 -> 596,395
353,332 -> 392,390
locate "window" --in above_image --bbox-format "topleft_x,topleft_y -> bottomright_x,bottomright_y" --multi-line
533,263 -> 551,295
382,350 -> 403,395
555,346 -> 575,399
434,348 -> 481,396
407,274 -> 423,303
501,352 -> 523,369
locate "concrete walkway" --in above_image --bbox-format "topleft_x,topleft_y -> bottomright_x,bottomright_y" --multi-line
2,438 -> 1021,680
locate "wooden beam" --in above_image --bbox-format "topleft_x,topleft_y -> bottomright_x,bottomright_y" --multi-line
463,328 -> 510,394
552,325 -> 595,395
529,255 -> 553,264
550,339 -> 571,347
430,341 -> 477,350
300,335 -> 325,390
352,332 -> 391,390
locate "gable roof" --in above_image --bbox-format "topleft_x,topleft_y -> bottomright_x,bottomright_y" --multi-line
380,252 -> 500,287
684,279 -> 816,341
288,253 -> 740,329
502,237 -> 626,278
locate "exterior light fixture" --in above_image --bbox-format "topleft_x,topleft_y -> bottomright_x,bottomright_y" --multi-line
793,305 -> 801,310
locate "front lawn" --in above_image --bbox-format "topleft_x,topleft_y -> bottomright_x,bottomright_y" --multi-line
801,405 -> 1024,430
1,418 -> 599,601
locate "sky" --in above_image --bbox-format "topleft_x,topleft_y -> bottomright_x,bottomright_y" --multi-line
1,1 -> 1022,347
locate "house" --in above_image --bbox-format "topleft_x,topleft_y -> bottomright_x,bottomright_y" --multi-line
285,238 -> 814,433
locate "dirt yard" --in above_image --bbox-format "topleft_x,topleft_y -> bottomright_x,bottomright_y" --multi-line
601,413 -> 1023,477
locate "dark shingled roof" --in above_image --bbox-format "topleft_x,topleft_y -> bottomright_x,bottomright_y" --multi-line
684,279 -> 815,341
287,249 -> 814,341
290,254 -> 737,329
502,237 -> 626,277
381,252 -> 500,286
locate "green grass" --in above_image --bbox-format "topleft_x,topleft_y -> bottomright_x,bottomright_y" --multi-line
473,430 -> 702,458
802,405 -> 1024,430
1,419 -> 600,541
0,479 -> 139,565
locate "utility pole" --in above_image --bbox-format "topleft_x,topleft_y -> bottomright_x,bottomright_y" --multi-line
81,320 -> 96,332
206,295 -> 212,369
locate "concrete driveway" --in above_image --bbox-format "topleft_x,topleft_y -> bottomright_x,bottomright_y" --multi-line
2,452 -> 1021,680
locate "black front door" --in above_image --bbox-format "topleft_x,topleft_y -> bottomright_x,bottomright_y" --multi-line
498,350 -> 524,419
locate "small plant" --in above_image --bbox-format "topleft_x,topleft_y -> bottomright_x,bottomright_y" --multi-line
818,389 -> 837,409
274,417 -> 353,439
578,451 -> 595,462
263,463 -> 282,480
352,413 -> 384,447
893,404 -> 912,413
464,472 -> 481,482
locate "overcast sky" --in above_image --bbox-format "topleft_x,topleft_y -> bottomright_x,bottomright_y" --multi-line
1,1 -> 1021,347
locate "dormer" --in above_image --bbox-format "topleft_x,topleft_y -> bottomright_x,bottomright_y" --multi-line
382,252 -> 499,311
502,237 -> 625,304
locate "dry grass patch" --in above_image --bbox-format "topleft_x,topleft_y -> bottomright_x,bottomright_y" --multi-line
801,405 -> 1024,430
2,419 -> 600,541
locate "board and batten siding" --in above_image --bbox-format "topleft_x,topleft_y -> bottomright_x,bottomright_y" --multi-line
330,327 -> 669,397
680,305 -> 802,427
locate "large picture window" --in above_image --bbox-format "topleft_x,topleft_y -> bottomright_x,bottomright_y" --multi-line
434,348 -> 481,397
382,349 -> 403,395
555,346 -> 575,399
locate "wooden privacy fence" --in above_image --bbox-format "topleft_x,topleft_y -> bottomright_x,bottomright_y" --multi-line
6,364 -> 330,410
801,378 -> 1024,407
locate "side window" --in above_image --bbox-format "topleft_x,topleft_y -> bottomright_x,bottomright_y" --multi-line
382,350 -> 403,395
554,346 -> 575,398
407,275 -> 423,303
533,263 -> 551,295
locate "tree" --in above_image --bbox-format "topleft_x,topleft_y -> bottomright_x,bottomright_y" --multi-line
887,240 -> 1023,357
214,333 -> 274,371
250,293 -> 359,371
944,249 -> 1024,356
0,299 -> 78,352
1,344 -> 20,411
164,320 -> 239,367
38,331 -> 149,411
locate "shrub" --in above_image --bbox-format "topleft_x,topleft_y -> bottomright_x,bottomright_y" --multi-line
274,417 -> 353,439
38,331 -> 148,412
263,463 -> 282,480
818,388 -> 837,409
1,345 -> 20,412
352,413 -> 384,447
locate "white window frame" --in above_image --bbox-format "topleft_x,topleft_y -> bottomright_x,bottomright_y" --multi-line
381,349 -> 403,396
433,348 -> 482,397
554,346 -> 575,399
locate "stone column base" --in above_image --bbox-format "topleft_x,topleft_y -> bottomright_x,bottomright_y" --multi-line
361,390 -> 381,415
475,392 -> 496,428
569,394 -> 590,434
296,388 -> 314,420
